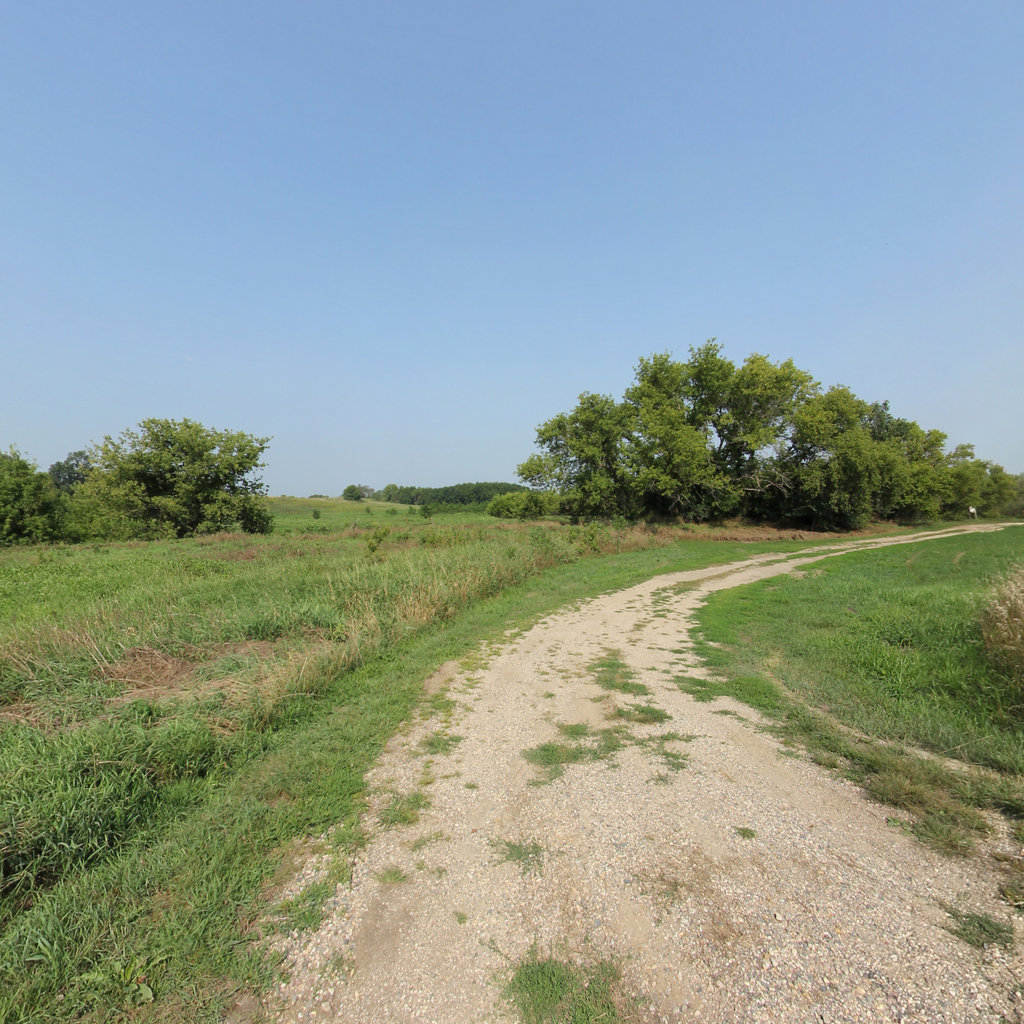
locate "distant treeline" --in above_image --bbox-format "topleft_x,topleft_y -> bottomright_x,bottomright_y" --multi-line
376,482 -> 528,506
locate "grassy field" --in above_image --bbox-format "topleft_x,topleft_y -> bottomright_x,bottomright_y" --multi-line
1,501 -> 863,1023
687,527 -> 1024,859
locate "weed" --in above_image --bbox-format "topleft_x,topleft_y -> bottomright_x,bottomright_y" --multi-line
735,827 -> 757,840
408,830 -> 446,852
454,910 -> 468,924
523,726 -> 626,784
419,731 -> 463,755
558,721 -> 591,739
941,904 -> 1014,949
277,880 -> 333,933
589,651 -> 650,696
376,867 -> 408,885
492,839 -> 545,875
636,731 -> 692,774
613,703 -> 671,724
78,952 -> 168,1007
505,949 -> 624,1024
998,867 -> 1024,912
379,790 -> 430,828
328,951 -> 351,975
632,863 -> 680,903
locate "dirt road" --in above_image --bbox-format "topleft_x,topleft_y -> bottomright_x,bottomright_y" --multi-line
270,525 -> 1022,1023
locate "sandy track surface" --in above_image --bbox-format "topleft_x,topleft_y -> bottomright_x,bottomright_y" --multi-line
269,525 -> 1023,1023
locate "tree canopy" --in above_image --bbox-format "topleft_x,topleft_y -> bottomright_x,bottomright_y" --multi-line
0,450 -> 63,545
72,418 -> 273,539
518,343 -> 1014,529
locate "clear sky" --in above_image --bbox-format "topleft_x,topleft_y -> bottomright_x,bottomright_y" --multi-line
3,2 -> 1022,495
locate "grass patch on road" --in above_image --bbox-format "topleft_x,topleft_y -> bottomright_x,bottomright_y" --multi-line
688,528 -> 1024,855
505,950 -> 628,1024
589,651 -> 650,696
492,839 -> 545,876
524,724 -> 628,784
941,904 -> 1015,950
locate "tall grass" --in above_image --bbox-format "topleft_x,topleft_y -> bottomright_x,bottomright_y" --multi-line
980,565 -> 1024,696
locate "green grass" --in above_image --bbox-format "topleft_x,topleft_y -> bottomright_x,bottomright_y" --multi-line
276,880 -> 334,933
419,731 -> 463,755
523,724 -> 627,784
492,839 -> 545,876
689,528 -> 1024,854
613,702 -> 671,724
589,651 -> 650,696
941,904 -> 1015,950
0,512 -> 914,1022
524,720 -> 691,784
997,863 -> 1024,912
505,951 -> 627,1024
379,790 -> 431,828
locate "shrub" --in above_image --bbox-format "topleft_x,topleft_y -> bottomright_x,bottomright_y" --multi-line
72,419 -> 272,539
981,567 -> 1024,689
486,491 -> 549,520
0,450 -> 63,545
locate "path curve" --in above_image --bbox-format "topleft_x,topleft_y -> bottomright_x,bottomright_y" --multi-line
270,524 -> 1023,1024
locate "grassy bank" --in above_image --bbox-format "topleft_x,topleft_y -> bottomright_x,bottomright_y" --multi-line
686,527 -> 1024,856
0,507 -> 862,1023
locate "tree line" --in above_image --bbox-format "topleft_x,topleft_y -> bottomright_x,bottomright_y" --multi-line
2,419 -> 272,545
515,343 -> 1021,529
371,482 -> 528,507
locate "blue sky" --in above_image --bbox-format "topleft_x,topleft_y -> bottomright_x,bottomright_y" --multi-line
3,2 -> 1022,495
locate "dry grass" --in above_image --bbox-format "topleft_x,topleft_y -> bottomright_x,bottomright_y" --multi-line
980,566 -> 1024,684
671,518 -> 902,543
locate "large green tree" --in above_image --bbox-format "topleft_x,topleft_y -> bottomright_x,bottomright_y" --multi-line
47,449 -> 92,494
0,449 -> 63,544
517,392 -> 638,520
72,419 -> 272,539
518,345 -> 1013,529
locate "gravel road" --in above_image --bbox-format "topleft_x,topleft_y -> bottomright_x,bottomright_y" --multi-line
267,525 -> 1023,1023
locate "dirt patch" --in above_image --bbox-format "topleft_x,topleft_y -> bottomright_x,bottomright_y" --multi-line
104,640 -> 279,704
423,659 -> 461,697
0,701 -> 50,728
104,646 -> 198,700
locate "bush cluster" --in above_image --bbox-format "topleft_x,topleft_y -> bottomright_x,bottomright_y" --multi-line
1,419 -> 273,545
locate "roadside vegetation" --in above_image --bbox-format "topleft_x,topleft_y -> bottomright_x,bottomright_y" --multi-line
687,529 -> 1024,860
0,502 -> 856,1023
